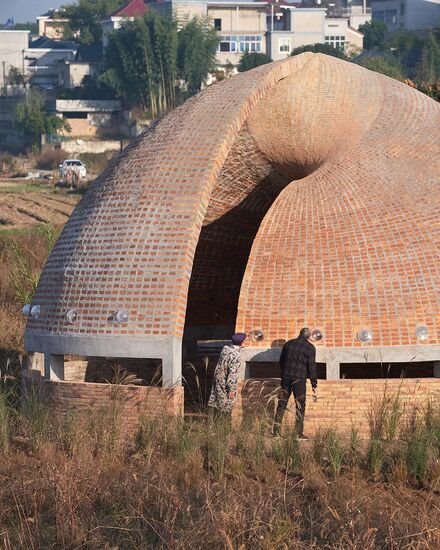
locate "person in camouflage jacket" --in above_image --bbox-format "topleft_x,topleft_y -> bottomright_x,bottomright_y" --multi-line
208,333 -> 247,414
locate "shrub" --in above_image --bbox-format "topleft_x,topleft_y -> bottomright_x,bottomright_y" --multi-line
0,153 -> 17,174
238,52 -> 272,72
36,148 -> 68,170
78,151 -> 117,176
368,387 -> 404,441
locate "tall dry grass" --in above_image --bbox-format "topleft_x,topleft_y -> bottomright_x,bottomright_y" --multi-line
0,225 -> 60,358
0,386 -> 439,549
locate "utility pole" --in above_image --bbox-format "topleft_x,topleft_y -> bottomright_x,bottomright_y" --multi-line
2,61 -> 6,95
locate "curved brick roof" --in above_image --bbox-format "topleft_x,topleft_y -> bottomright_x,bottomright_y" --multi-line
25,53 -> 440,356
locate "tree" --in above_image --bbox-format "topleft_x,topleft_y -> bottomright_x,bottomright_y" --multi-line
101,13 -> 178,116
355,56 -> 405,81
416,30 -> 440,84
7,67 -> 26,86
63,0 -> 125,45
386,29 -> 423,77
238,52 -> 272,72
101,14 -> 218,116
14,90 -> 71,144
358,21 -> 387,51
14,21 -> 38,34
291,43 -> 348,60
177,18 -> 218,95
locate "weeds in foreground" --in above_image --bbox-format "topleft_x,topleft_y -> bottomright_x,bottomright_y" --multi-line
0,385 -> 10,453
0,388 -> 439,548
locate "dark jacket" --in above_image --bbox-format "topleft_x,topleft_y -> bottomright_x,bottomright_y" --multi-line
279,336 -> 318,388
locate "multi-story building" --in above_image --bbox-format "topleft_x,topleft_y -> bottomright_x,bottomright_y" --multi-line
148,0 -> 365,65
371,0 -> 440,33
0,30 -> 29,75
325,2 -> 372,30
266,4 -> 327,61
325,17 -> 364,55
37,9 -> 70,39
24,37 -> 78,89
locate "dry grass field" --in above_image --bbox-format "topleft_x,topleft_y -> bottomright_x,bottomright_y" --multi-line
0,176 -> 439,549
0,180 -> 79,230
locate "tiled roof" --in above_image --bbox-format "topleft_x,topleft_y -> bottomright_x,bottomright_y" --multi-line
111,0 -> 147,17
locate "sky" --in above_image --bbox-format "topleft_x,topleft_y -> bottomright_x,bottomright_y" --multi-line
0,0 -> 76,24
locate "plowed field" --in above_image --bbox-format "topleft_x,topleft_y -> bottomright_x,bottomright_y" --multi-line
0,181 -> 79,230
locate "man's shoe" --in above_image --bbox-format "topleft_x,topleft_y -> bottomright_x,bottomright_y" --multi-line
298,434 -> 310,441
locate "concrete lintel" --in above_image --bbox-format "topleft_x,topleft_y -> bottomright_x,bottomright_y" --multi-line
326,360 -> 340,380
26,333 -> 183,387
241,344 -> 440,366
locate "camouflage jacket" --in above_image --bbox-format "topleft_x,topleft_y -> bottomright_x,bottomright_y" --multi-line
208,344 -> 241,412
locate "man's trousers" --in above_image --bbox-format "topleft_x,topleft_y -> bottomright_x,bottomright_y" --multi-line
274,378 -> 307,437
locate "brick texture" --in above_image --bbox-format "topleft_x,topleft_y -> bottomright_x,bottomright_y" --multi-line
25,53 -> 439,356
23,370 -> 184,431
233,378 -> 440,436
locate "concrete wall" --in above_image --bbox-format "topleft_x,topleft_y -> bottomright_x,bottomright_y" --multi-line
174,1 -> 206,21
291,10 -> 325,34
0,31 -> 29,72
268,10 -> 326,60
59,62 -> 99,89
325,17 -> 363,54
37,16 -> 69,39
208,6 -> 266,32
349,13 -> 371,30
62,113 -> 120,138
346,27 -> 364,53
233,378 -> 440,436
405,0 -> 440,31
56,99 -> 121,113
60,139 -> 122,154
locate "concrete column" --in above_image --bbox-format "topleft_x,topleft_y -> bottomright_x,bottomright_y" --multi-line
161,338 -> 182,387
44,354 -> 65,381
326,360 -> 340,380
434,362 -> 440,378
26,351 -> 44,373
238,349 -> 247,379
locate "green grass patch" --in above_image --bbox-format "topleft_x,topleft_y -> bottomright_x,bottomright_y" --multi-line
0,181 -> 46,194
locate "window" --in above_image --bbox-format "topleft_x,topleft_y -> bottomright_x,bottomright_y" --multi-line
214,18 -> 221,31
373,9 -> 398,25
325,35 -> 347,52
279,37 -> 291,53
217,35 -> 262,53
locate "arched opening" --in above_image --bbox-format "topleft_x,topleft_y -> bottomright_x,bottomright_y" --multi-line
182,126 -> 292,406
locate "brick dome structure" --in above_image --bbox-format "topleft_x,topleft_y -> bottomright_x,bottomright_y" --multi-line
25,53 -> 440,384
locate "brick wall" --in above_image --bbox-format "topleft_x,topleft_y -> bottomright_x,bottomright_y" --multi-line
22,371 -> 183,431
233,378 -> 440,436
64,360 -> 87,381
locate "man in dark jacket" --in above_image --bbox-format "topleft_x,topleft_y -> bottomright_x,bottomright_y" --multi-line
273,327 -> 317,438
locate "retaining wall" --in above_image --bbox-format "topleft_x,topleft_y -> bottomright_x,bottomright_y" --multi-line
233,378 -> 440,436
23,370 -> 184,432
